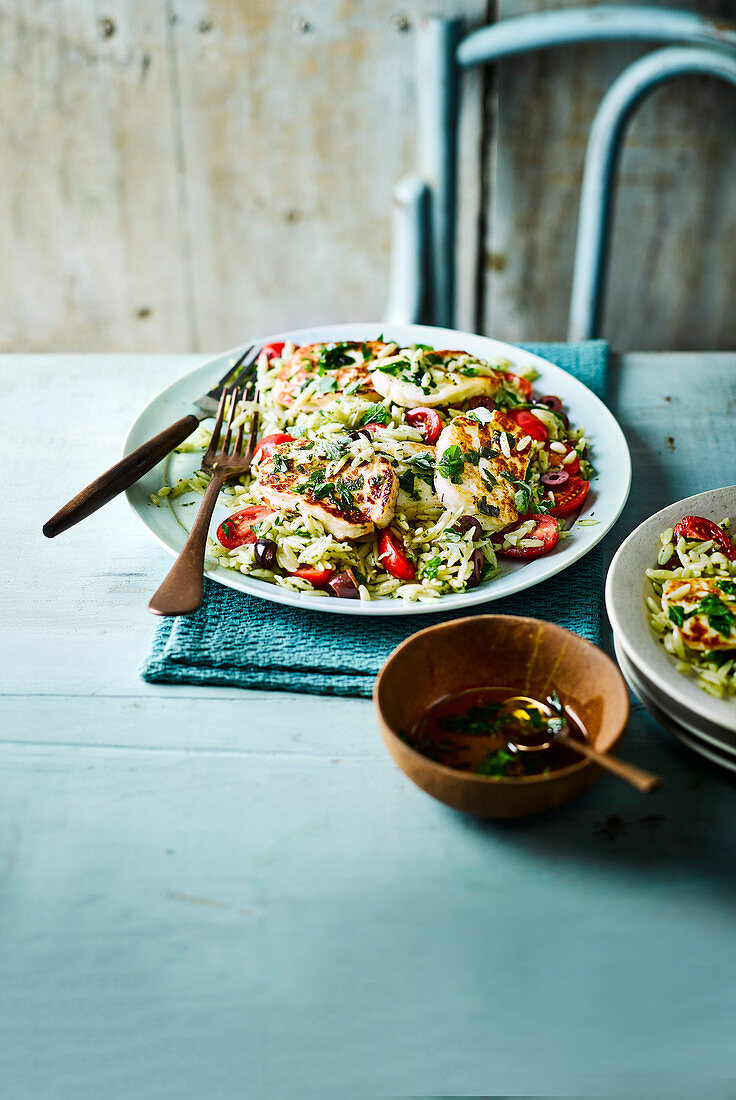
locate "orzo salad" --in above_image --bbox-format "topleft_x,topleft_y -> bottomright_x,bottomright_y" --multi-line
153,338 -> 595,603
645,515 -> 736,698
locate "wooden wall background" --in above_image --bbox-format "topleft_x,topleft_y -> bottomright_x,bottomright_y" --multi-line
1,0 -> 733,354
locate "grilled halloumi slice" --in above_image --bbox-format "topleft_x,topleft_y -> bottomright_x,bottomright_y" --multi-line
256,438 -> 397,540
433,411 -> 533,532
370,347 -> 510,408
661,577 -> 736,651
371,438 -> 439,513
272,340 -> 386,409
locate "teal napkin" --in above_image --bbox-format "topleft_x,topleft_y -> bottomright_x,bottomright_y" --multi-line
141,341 -> 609,697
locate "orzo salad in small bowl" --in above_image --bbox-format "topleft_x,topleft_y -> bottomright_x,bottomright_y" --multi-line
606,486 -> 736,737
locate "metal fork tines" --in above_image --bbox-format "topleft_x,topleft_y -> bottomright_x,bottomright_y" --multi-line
148,381 -> 260,617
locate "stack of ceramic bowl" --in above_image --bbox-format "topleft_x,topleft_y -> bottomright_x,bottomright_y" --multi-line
606,486 -> 736,772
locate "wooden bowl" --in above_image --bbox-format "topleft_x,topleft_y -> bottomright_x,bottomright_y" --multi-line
374,615 -> 630,818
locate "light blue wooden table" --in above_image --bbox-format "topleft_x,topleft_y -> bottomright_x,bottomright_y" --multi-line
2,352 -> 735,1098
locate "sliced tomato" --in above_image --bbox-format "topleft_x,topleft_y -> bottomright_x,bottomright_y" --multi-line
510,408 -> 547,441
674,516 -> 736,561
260,341 -> 286,361
406,406 -> 442,444
361,421 -> 387,433
494,515 -> 559,559
546,444 -> 580,476
504,371 -> 533,400
217,505 -> 274,549
548,476 -> 590,518
377,529 -> 416,580
252,432 -> 294,464
289,566 -> 336,588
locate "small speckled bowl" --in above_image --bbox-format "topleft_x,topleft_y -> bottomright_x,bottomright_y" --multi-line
374,615 -> 630,818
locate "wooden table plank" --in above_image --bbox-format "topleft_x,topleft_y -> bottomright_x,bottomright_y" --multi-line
2,352 -> 735,1097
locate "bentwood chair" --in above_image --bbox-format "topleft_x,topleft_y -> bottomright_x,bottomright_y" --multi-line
383,6 -> 736,340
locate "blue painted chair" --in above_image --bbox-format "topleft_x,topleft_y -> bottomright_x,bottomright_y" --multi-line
384,6 -> 736,339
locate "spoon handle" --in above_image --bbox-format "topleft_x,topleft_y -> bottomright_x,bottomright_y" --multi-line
560,735 -> 660,792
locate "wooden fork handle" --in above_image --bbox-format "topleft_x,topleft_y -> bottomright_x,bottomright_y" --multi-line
560,735 -> 661,793
43,415 -> 201,538
148,471 -> 226,617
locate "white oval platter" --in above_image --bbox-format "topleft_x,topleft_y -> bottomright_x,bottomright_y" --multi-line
125,322 -> 631,617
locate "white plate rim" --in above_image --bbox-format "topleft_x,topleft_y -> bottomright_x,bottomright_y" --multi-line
613,635 -> 736,755
605,485 -> 736,728
124,321 -> 632,617
614,638 -> 736,774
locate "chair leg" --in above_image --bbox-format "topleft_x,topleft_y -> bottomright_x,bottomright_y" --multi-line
568,44 -> 736,342
383,175 -> 429,327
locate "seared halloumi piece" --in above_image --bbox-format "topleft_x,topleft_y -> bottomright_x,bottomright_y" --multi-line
256,438 -> 397,540
371,438 -> 439,513
370,347 -> 508,408
661,577 -> 736,651
272,341 -> 385,409
433,411 -> 533,531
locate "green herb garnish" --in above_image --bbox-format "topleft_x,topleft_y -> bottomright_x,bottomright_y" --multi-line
437,444 -> 465,483
358,404 -> 389,427
319,343 -> 355,370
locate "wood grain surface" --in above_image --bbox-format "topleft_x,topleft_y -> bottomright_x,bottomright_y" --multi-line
1,351 -> 736,1097
1,1 -> 733,355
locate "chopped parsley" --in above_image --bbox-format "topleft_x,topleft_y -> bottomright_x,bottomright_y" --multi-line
374,359 -> 407,376
398,470 -> 419,500
358,403 -> 389,427
271,453 -> 290,473
418,556 -> 442,580
668,594 -> 736,638
719,580 -> 736,597
309,474 -> 364,513
500,471 -> 535,513
320,438 -> 349,460
319,343 -> 355,370
493,387 -> 522,410
437,444 -> 465,483
475,496 -> 500,517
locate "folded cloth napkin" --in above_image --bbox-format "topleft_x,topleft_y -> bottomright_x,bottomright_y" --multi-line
141,341 -> 608,697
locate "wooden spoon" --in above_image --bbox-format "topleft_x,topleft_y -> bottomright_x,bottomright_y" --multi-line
500,695 -> 661,793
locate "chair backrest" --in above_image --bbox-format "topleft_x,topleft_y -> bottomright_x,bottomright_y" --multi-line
384,7 -> 736,340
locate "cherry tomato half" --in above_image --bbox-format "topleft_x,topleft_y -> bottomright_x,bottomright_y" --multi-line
546,444 -> 580,476
361,422 -> 388,433
406,406 -> 442,444
504,371 -> 533,400
494,515 -> 559,559
510,408 -> 547,441
217,505 -> 274,550
289,566 -> 336,588
252,432 -> 294,464
548,476 -> 590,518
377,529 -> 416,580
260,341 -> 286,362
673,516 -> 736,562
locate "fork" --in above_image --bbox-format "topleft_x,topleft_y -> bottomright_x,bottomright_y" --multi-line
148,381 -> 260,617
43,343 -> 260,538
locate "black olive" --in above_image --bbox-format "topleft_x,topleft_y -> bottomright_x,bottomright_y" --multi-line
327,568 -> 361,599
539,394 -> 563,412
456,516 -> 483,541
465,548 -> 486,589
253,538 -> 278,569
468,396 -> 495,412
348,428 -> 373,442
